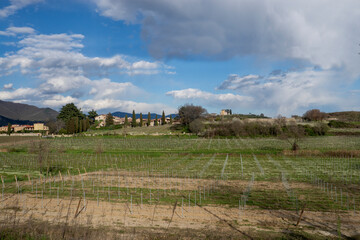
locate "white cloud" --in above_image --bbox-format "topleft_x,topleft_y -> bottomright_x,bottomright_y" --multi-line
79,98 -> 176,113
0,28 -> 176,113
0,87 -> 38,100
0,0 -> 43,18
166,68 -> 355,116
42,95 -> 78,108
89,79 -> 142,99
0,26 -> 35,36
166,88 -> 253,108
0,30 -> 172,80
3,83 -> 13,89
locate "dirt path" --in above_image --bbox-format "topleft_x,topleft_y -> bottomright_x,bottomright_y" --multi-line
1,193 -> 359,238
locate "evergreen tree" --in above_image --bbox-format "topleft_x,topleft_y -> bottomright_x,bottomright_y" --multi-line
161,111 -> 166,125
124,115 -> 128,127
139,113 -> 143,127
105,112 -> 114,126
88,109 -> 98,123
132,110 -> 137,127
7,123 -> 11,136
154,115 -> 158,126
147,112 -> 151,126
170,115 -> 173,124
79,120 -> 83,133
66,117 -> 76,134
75,117 -> 79,133
85,118 -> 90,130
58,103 -> 84,122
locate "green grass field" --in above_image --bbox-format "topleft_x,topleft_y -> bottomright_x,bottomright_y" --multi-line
0,135 -> 359,239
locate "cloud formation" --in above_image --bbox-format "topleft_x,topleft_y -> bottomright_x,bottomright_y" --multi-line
93,0 -> 360,114
0,26 -> 35,36
0,27 -> 176,113
167,68 -> 351,115
0,0 -> 42,18
93,0 -> 360,72
166,88 -> 253,108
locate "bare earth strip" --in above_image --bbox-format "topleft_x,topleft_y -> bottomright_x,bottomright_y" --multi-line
0,194 -> 359,239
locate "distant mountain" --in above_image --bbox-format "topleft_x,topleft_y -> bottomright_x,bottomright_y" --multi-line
112,111 -> 178,119
0,100 -> 58,122
0,115 -> 37,126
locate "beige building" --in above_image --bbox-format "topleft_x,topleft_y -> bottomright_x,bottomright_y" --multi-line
220,109 -> 232,116
34,123 -> 48,131
0,123 -> 47,134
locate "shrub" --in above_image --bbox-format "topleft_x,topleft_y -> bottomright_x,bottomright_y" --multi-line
328,120 -> 353,128
189,119 -> 204,134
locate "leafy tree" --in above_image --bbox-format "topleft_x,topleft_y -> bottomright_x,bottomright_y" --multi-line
169,115 -> 173,124
132,110 -> 137,127
178,104 -> 207,126
7,123 -> 11,136
88,109 -> 98,123
105,112 -> 114,126
147,112 -> 151,126
161,111 -> 166,125
139,113 -> 143,127
124,115 -> 128,127
154,115 -> 158,126
58,103 -> 84,122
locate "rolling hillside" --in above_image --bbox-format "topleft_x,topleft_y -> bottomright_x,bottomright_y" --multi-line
0,100 -> 58,122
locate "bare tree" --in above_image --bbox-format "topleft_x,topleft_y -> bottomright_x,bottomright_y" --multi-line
178,104 -> 207,126
303,109 -> 327,121
278,122 -> 305,151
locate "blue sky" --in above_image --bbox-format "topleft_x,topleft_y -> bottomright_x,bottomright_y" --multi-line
0,0 -> 359,117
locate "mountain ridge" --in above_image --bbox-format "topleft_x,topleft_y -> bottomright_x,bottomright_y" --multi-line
0,100 -> 58,122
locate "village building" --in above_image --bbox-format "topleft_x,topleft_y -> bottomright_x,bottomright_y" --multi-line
0,123 -> 48,134
220,109 -> 232,116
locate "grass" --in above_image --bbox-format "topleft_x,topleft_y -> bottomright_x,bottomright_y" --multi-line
0,135 -> 359,239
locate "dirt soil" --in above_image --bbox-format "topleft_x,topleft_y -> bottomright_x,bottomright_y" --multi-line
0,193 -> 359,239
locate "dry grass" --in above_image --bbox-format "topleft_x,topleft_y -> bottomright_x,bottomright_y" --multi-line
283,149 -> 360,157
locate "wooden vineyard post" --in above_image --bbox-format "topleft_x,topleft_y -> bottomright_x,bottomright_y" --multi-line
14,175 -> 19,193
296,203 -> 306,227
1,175 -> 4,204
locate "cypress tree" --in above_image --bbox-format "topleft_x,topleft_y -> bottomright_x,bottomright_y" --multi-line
75,117 -> 79,133
147,112 -> 151,126
161,111 -> 166,125
124,115 -> 128,127
79,120 -> 83,133
154,115 -> 158,126
132,110 -> 136,127
170,115 -> 173,124
139,113 -> 143,127
7,123 -> 11,136
105,112 -> 114,126
66,117 -> 76,134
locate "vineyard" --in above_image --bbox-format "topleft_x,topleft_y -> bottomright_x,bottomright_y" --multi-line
0,136 -> 359,239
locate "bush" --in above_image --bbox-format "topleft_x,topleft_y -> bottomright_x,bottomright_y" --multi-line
58,128 -> 67,134
328,120 -> 353,128
189,119 -> 204,134
303,123 -> 329,136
